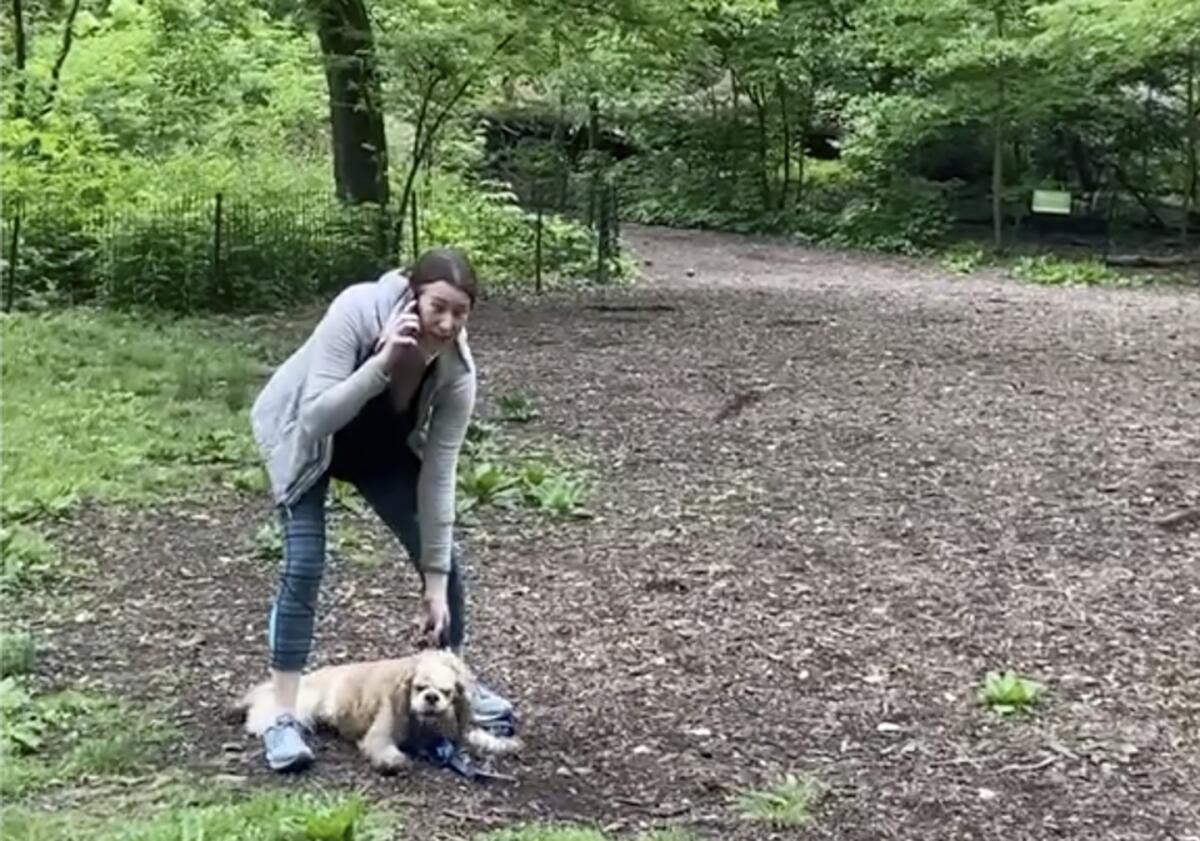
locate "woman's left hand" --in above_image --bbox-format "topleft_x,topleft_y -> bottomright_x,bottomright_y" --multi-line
419,593 -> 450,648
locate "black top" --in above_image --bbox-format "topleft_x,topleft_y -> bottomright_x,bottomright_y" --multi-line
329,361 -> 436,481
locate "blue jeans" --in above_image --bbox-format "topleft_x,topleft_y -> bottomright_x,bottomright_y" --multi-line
268,466 -> 467,673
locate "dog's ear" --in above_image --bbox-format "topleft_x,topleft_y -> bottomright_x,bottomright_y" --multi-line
452,676 -> 473,742
387,662 -> 416,749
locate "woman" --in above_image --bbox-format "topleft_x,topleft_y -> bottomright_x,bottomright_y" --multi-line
249,247 -> 508,772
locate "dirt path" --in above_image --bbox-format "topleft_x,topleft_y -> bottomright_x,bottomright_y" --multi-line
26,225 -> 1200,839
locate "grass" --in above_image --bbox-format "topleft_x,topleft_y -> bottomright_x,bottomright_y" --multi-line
457,420 -> 594,521
497,388 -> 541,423
0,629 -> 37,678
1011,254 -> 1131,286
0,308 -> 297,525
0,789 -> 401,841
733,772 -> 823,828
1,525 -> 61,593
978,669 -> 1046,716
0,677 -> 177,799
480,826 -> 695,841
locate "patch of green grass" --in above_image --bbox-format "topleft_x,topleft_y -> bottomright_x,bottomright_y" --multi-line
1011,254 -> 1133,286
479,826 -> 609,841
0,790 -> 400,841
0,679 -> 175,799
0,630 -> 36,678
249,520 -> 284,562
478,825 -> 696,841
0,525 -> 60,594
1,309 -> 285,523
456,452 -> 592,520
939,244 -> 992,275
733,772 -> 823,828
497,389 -> 540,423
978,669 -> 1046,715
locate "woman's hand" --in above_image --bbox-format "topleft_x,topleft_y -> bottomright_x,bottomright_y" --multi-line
416,571 -> 450,648
375,300 -> 422,369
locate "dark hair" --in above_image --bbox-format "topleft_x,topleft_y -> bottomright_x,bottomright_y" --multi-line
409,247 -> 478,306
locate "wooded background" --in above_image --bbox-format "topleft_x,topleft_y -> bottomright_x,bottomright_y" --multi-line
3,0 -> 1197,310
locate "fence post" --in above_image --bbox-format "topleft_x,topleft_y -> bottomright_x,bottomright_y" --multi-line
4,208 -> 20,312
211,192 -> 224,308
534,180 -> 544,295
595,181 -> 610,285
610,180 -> 620,259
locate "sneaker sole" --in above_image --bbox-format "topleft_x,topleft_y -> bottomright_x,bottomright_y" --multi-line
267,750 -> 315,773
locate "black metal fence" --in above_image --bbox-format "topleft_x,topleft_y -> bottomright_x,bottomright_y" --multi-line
1,182 -> 625,314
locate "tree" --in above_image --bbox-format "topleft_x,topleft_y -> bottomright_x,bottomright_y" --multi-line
310,0 -> 389,205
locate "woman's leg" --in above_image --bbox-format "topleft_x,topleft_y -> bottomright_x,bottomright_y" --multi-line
351,467 -> 468,651
262,472 -> 330,771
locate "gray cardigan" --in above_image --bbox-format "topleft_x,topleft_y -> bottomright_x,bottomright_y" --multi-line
249,269 -> 476,574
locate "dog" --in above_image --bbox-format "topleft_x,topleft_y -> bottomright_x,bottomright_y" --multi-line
229,648 -> 520,773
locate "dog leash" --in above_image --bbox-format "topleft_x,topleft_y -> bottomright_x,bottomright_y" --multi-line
402,713 -> 518,783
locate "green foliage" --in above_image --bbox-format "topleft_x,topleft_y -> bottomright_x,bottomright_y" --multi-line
0,526 -> 60,594
979,670 -> 1046,715
0,309 -> 289,521
1011,254 -> 1128,286
420,170 -> 607,292
457,419 -> 592,521
0,678 -> 172,799
0,631 -> 37,679
733,772 -> 823,828
0,791 -> 397,841
479,827 -> 609,841
250,522 -> 284,562
940,243 -> 991,274
497,389 -> 540,423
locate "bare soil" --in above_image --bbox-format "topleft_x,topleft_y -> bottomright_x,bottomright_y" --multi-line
22,224 -> 1200,839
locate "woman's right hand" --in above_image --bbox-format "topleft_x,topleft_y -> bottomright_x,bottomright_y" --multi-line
375,300 -> 422,368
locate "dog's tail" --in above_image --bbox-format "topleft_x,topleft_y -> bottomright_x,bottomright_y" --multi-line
466,727 -> 522,757
223,680 -> 275,734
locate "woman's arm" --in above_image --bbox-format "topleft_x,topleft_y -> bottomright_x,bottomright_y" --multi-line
297,288 -> 392,439
415,372 -> 476,576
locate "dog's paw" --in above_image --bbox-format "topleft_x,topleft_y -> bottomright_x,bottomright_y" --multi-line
466,728 -> 522,757
367,745 -> 411,775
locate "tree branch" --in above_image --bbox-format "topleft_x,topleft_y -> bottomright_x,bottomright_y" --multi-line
10,0 -> 27,119
40,0 -> 84,118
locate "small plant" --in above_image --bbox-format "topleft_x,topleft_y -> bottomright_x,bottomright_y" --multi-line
251,522 -> 283,561
940,244 -> 988,274
526,475 -> 589,518
497,389 -> 540,423
480,825 -> 609,841
518,459 -> 550,488
979,669 -> 1046,715
1012,255 -> 1125,286
734,772 -> 822,828
458,461 -> 520,507
0,678 -> 47,754
229,466 -> 268,493
297,796 -> 369,841
0,525 -> 59,594
0,631 -> 36,678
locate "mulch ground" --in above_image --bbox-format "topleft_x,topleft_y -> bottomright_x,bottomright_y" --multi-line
19,224 -> 1200,840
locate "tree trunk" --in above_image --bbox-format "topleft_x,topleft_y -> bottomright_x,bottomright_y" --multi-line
1184,42 -> 1197,247
311,0 -> 389,205
748,84 -> 772,211
728,65 -> 740,209
992,5 -> 1006,252
10,0 -> 27,119
775,72 -> 792,212
587,95 -> 600,228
